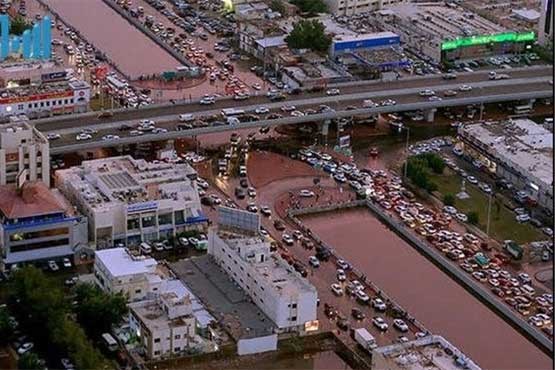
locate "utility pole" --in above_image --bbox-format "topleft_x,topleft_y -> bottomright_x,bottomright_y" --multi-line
486,192 -> 492,236
403,126 -> 410,179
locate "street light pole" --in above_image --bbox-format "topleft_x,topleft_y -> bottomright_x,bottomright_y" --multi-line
486,192 -> 492,236
403,126 -> 410,179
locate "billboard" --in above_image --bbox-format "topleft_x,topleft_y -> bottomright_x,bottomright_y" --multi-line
41,71 -> 67,82
218,206 -> 260,234
338,135 -> 351,148
127,201 -> 158,213
441,31 -> 536,51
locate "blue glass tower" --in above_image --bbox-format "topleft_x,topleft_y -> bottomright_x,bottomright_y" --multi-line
22,29 -> 31,59
41,16 -> 51,59
31,23 -> 40,59
0,15 -> 9,60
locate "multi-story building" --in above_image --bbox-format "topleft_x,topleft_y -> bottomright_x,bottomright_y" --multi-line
0,61 -> 89,120
128,293 -> 197,359
539,0 -> 554,45
94,247 -> 162,301
208,228 -> 318,333
374,2 -> 535,63
323,0 -> 404,16
371,335 -> 482,370
55,156 -> 206,249
0,181 -> 88,271
457,119 -> 553,213
0,117 -> 50,186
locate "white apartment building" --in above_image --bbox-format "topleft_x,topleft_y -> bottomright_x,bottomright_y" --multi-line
129,293 -> 197,360
55,156 -> 206,249
208,229 -> 318,333
0,117 -> 50,186
94,247 -> 163,302
539,0 -> 554,45
324,0 -> 404,16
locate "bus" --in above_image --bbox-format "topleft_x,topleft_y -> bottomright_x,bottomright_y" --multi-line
221,108 -> 245,117
513,104 -> 532,115
102,333 -> 119,352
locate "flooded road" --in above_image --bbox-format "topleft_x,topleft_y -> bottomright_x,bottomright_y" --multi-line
302,209 -> 552,370
47,0 -> 181,78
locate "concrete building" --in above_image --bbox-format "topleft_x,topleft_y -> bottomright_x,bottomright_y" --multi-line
323,0 -> 404,16
55,156 -> 206,249
539,0 -> 554,45
94,247 -> 162,301
0,181 -> 88,270
208,228 -> 318,333
371,335 -> 482,370
374,2 -> 534,63
0,117 -> 50,186
128,292 -> 197,359
458,119 -> 553,213
0,68 -> 90,119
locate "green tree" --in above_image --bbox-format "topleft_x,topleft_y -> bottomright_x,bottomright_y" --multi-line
443,193 -> 455,206
18,353 -> 43,370
291,0 -> 328,15
73,283 -> 128,339
10,16 -> 31,36
270,0 -> 286,14
0,306 -> 15,345
8,267 -> 114,370
285,20 -> 331,52
467,211 -> 479,225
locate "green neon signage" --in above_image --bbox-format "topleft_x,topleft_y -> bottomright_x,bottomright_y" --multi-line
441,31 -> 536,51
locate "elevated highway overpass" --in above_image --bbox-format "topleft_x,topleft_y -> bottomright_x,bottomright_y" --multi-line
47,77 -> 553,154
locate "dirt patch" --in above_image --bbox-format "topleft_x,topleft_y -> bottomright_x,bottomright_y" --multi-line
247,151 -> 321,188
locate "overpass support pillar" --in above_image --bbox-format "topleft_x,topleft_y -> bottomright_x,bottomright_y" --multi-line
320,119 -> 330,146
528,99 -> 536,107
425,108 -> 437,123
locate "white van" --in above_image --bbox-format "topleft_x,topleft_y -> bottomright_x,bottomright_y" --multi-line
179,113 -> 195,122
140,242 -> 152,254
521,284 -> 536,297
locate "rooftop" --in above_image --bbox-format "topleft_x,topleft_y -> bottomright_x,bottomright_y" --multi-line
56,155 -> 200,212
217,230 -> 316,297
95,247 -> 157,278
379,2 -> 506,41
459,118 -> 553,189
373,335 -> 482,370
0,182 -> 68,219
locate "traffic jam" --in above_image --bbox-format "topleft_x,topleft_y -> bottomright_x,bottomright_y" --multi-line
295,147 -> 554,339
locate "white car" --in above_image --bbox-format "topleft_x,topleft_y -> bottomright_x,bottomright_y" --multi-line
326,88 -> 340,96
308,256 -> 320,268
260,206 -> 272,216
48,260 -> 59,271
331,283 -> 343,296
248,187 -> 257,197
62,258 -> 72,268
419,89 -> 435,97
355,290 -> 370,304
516,214 -> 530,223
282,233 -> 294,245
455,213 -> 468,222
372,317 -> 389,331
17,342 -> 34,355
336,259 -> 350,270
299,189 -> 315,197
255,106 -> 269,114
467,176 -> 478,184
372,298 -> 387,311
336,268 -> 347,282
393,319 -> 409,332
281,105 -> 296,112
102,134 -> 120,141
47,133 -> 61,140
246,204 -> 258,213
443,205 -> 457,215
459,84 -> 472,92
76,133 -> 92,141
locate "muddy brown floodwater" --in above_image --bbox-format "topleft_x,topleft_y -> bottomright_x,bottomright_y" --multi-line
47,0 -> 181,78
302,209 -> 552,370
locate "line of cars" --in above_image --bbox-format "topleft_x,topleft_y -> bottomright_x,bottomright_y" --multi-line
295,146 -> 554,338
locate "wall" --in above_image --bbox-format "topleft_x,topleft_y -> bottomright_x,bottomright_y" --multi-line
237,334 -> 278,355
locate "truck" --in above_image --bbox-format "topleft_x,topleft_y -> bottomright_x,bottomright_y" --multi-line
353,328 -> 378,352
504,240 -> 523,260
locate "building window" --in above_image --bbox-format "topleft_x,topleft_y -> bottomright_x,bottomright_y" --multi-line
142,215 -> 156,228
154,338 -> 161,343
17,104 -> 23,110
135,289 -> 141,294
28,104 -> 32,108
154,351 -> 160,356
175,334 -> 181,339
46,101 -> 50,106
70,98 -> 74,103
290,316 -> 297,321
174,347 -> 181,352
53,100 -> 56,106
40,102 -> 44,107
158,213 -> 172,225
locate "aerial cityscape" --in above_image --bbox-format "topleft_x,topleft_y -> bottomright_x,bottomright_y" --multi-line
0,0 -> 552,369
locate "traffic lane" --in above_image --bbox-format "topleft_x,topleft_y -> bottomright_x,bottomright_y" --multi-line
47,80 -> 553,146
34,67 -> 554,131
